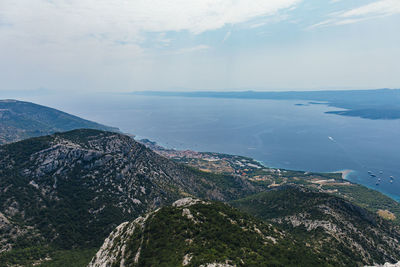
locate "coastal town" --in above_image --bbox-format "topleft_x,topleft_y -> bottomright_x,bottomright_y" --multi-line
140,138 -> 350,187
139,138 -> 398,222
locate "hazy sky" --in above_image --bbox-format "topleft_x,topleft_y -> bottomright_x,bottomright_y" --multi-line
1,0 -> 399,93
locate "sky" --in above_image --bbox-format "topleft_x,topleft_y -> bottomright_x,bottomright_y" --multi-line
0,0 -> 400,93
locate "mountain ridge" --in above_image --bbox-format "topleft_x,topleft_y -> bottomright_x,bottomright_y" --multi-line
90,192 -> 400,267
232,186 -> 400,266
0,129 -> 260,255
0,99 -> 119,144
88,197 -> 325,267
1,101 -> 400,266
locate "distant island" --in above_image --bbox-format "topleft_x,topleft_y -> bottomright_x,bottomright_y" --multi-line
1,101 -> 400,266
132,89 -> 400,120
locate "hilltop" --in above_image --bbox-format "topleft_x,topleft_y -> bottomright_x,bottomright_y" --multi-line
0,129 -> 259,266
89,198 -> 324,267
232,186 -> 400,266
0,99 -> 119,144
1,130 -> 399,266
91,193 -> 400,267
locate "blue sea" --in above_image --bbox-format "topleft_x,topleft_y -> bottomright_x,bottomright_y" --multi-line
24,93 -> 400,201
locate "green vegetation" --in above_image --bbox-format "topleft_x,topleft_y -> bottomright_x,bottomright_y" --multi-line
141,204 -> 321,266
187,166 -> 259,200
0,247 -> 96,267
40,248 -> 97,267
230,158 -> 400,224
92,200 -> 331,267
231,186 -> 400,266
322,183 -> 400,223
0,99 -> 118,144
0,129 -> 260,266
0,133 -> 130,249
1,100 -> 400,266
142,136 -> 400,227
92,193 -> 400,266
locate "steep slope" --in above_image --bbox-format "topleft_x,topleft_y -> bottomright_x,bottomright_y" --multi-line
0,129 -> 259,253
232,186 -> 400,266
89,198 -> 324,267
0,99 -> 118,144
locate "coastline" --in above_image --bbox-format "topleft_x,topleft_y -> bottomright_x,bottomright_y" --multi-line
336,169 -> 354,180
139,137 -> 400,203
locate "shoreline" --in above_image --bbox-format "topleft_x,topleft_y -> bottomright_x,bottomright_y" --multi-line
139,138 -> 400,203
336,169 -> 354,180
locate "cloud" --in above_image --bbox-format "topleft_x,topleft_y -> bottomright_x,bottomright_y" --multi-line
0,0 -> 300,48
171,45 -> 210,55
0,0 -> 302,92
310,0 -> 400,29
222,31 -> 231,43
339,0 -> 400,18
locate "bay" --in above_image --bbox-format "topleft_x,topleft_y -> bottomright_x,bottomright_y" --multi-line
25,93 -> 400,201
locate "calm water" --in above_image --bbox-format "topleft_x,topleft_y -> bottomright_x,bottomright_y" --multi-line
26,93 -> 400,201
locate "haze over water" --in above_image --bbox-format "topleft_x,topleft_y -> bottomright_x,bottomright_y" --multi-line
26,93 -> 400,201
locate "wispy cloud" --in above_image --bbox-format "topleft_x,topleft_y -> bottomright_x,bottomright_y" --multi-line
170,45 -> 210,55
222,31 -> 231,43
0,0 -> 301,48
1,0 -> 398,92
310,0 -> 400,29
339,0 -> 400,17
0,0 -> 302,82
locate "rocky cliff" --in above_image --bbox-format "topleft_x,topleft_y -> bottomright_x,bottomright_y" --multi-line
232,186 -> 400,266
89,197 -> 323,267
0,129 -> 259,251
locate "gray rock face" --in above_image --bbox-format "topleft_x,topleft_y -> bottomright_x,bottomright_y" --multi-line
0,129 -> 259,250
232,186 -> 400,266
88,214 -> 149,267
88,199 -> 288,267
